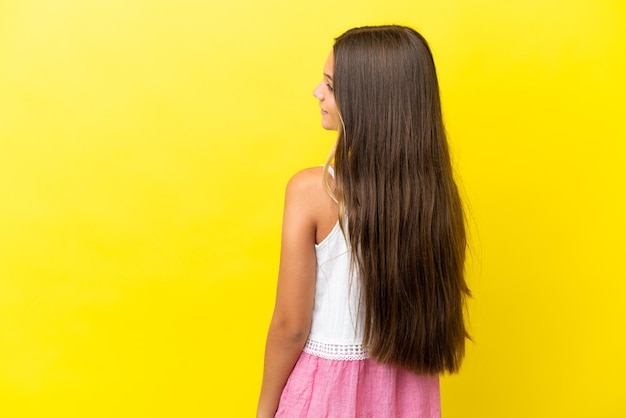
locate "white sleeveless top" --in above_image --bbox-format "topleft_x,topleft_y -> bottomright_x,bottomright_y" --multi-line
303,203 -> 368,360
304,222 -> 367,360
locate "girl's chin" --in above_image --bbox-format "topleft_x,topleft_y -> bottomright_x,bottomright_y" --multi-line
321,119 -> 338,131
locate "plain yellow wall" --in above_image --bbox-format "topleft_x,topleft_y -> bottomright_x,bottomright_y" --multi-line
1,0 -> 624,417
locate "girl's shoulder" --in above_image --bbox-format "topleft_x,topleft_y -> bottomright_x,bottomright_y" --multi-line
285,166 -> 327,197
288,165 -> 325,182
286,166 -> 337,244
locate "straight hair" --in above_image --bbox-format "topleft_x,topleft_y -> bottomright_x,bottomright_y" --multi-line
327,25 -> 470,374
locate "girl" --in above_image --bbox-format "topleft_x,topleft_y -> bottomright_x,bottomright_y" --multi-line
257,25 -> 470,418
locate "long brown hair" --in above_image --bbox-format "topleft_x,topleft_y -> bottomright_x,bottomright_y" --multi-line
328,25 -> 470,374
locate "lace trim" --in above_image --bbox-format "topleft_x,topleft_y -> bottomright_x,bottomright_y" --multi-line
303,339 -> 368,361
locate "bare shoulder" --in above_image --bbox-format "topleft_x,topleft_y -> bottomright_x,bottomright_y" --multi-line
285,166 -> 337,243
287,166 -> 325,191
285,166 -> 330,208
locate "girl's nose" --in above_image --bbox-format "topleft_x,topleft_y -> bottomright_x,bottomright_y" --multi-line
313,84 -> 324,100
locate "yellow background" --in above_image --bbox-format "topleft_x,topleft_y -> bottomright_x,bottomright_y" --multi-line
1,0 -> 624,416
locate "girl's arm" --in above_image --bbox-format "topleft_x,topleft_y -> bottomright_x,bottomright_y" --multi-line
257,170 -> 319,418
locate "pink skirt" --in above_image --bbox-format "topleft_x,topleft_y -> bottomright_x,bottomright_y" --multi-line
276,351 -> 441,418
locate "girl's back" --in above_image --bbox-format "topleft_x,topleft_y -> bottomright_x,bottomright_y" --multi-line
274,167 -> 441,418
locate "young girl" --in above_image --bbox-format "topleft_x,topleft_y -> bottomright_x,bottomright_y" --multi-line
257,25 -> 470,418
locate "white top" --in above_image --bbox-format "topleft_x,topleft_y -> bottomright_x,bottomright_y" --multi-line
303,220 -> 368,361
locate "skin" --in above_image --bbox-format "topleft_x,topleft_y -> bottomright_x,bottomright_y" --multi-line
256,52 -> 339,418
313,52 -> 340,131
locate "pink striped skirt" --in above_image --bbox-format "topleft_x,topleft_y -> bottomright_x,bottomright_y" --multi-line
276,351 -> 441,417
